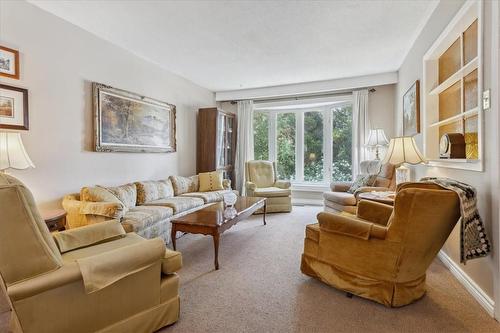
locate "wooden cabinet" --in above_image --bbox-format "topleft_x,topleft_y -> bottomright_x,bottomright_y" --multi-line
197,108 -> 237,187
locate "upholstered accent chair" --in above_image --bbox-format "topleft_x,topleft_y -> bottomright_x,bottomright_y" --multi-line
0,174 -> 182,333
245,160 -> 292,213
323,160 -> 396,214
301,182 -> 460,307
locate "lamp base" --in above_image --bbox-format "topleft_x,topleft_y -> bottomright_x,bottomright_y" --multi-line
396,165 -> 410,185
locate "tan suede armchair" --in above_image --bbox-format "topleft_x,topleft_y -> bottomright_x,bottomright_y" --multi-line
245,160 -> 292,213
324,160 -> 396,214
302,182 -> 460,307
0,174 -> 182,333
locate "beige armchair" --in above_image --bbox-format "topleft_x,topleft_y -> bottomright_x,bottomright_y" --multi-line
245,160 -> 292,213
302,182 -> 460,307
324,160 -> 396,214
0,174 -> 182,333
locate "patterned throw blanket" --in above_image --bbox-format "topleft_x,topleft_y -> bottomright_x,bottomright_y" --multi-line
420,177 -> 490,264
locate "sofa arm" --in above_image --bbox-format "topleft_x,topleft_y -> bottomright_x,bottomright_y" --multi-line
274,180 -> 291,189
53,220 -> 126,253
162,249 -> 182,274
317,212 -> 387,240
356,200 -> 393,226
246,181 -> 256,196
79,201 -> 125,220
330,181 -> 352,192
222,179 -> 232,190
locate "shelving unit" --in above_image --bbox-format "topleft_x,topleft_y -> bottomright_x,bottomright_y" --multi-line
422,0 -> 482,170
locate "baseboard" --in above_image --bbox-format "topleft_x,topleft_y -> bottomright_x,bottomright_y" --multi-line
437,251 -> 495,317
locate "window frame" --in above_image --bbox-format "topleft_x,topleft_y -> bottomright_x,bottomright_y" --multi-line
254,101 -> 352,188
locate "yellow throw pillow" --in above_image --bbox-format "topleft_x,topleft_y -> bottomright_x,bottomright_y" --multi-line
199,171 -> 224,192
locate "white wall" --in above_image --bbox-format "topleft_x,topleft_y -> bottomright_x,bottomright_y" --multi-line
396,0 -> 497,299
0,1 -> 215,209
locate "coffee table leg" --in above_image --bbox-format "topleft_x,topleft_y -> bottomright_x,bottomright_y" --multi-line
213,232 -> 220,270
171,226 -> 177,251
263,202 -> 267,225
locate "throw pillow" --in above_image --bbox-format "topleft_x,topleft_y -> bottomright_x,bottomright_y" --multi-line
135,179 -> 174,205
199,171 -> 224,192
170,175 -> 199,196
102,183 -> 137,208
347,174 -> 378,194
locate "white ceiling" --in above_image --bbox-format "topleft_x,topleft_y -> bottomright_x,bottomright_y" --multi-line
29,0 -> 438,92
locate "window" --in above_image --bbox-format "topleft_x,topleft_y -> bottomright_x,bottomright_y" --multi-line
277,113 -> 296,181
304,112 -> 324,182
253,102 -> 352,184
423,0 -> 482,171
331,105 -> 352,181
253,112 -> 269,160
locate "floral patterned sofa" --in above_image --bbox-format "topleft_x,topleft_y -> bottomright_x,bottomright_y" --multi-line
62,175 -> 234,244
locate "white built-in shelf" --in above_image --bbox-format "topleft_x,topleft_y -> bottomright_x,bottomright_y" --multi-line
428,107 -> 478,128
429,57 -> 478,96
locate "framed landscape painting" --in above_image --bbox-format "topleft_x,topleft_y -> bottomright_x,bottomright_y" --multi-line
93,83 -> 176,153
0,45 -> 20,80
403,80 -> 420,136
0,84 -> 28,130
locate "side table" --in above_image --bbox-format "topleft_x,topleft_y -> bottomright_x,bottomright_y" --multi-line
40,209 -> 67,232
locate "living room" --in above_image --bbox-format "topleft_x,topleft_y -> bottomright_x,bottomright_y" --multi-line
0,0 -> 499,332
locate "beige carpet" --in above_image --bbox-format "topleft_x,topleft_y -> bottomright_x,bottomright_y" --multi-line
1,206 -> 499,332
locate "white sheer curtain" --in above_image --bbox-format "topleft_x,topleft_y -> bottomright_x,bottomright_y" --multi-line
351,89 -> 370,177
234,100 -> 254,195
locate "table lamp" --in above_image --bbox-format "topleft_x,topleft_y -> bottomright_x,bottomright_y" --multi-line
0,132 -> 35,172
366,129 -> 389,160
381,136 -> 426,184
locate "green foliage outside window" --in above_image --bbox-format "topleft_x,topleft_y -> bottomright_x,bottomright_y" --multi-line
304,112 -> 324,182
277,113 -> 296,180
253,112 -> 269,160
331,105 -> 353,181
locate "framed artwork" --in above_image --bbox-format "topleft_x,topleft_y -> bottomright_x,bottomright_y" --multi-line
0,84 -> 29,130
0,46 -> 20,80
93,83 -> 176,153
403,80 -> 420,136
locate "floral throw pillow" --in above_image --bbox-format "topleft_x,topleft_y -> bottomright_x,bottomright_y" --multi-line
347,174 -> 378,194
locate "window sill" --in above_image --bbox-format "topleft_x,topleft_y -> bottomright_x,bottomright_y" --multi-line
291,182 -> 330,192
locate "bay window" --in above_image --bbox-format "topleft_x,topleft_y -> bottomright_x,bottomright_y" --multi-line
253,103 -> 352,185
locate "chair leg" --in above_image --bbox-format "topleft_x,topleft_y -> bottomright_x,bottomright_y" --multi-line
346,292 -> 354,298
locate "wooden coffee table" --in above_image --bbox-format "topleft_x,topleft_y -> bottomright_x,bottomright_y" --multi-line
170,197 -> 266,270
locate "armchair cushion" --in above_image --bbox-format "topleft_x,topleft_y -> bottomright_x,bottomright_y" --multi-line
76,237 -> 166,294
317,212 -> 387,240
246,160 -> 276,188
254,187 -> 291,198
323,191 -> 357,206
162,249 -> 182,274
53,220 -> 126,253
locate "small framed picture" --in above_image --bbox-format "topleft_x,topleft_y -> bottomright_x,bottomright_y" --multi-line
0,84 -> 29,130
0,46 -> 20,80
403,80 -> 420,136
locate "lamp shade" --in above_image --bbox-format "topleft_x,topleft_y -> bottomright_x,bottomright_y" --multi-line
381,136 -> 426,165
0,132 -> 35,171
366,129 -> 389,146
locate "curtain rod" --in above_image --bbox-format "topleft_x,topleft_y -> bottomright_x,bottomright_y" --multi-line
229,88 -> 376,104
